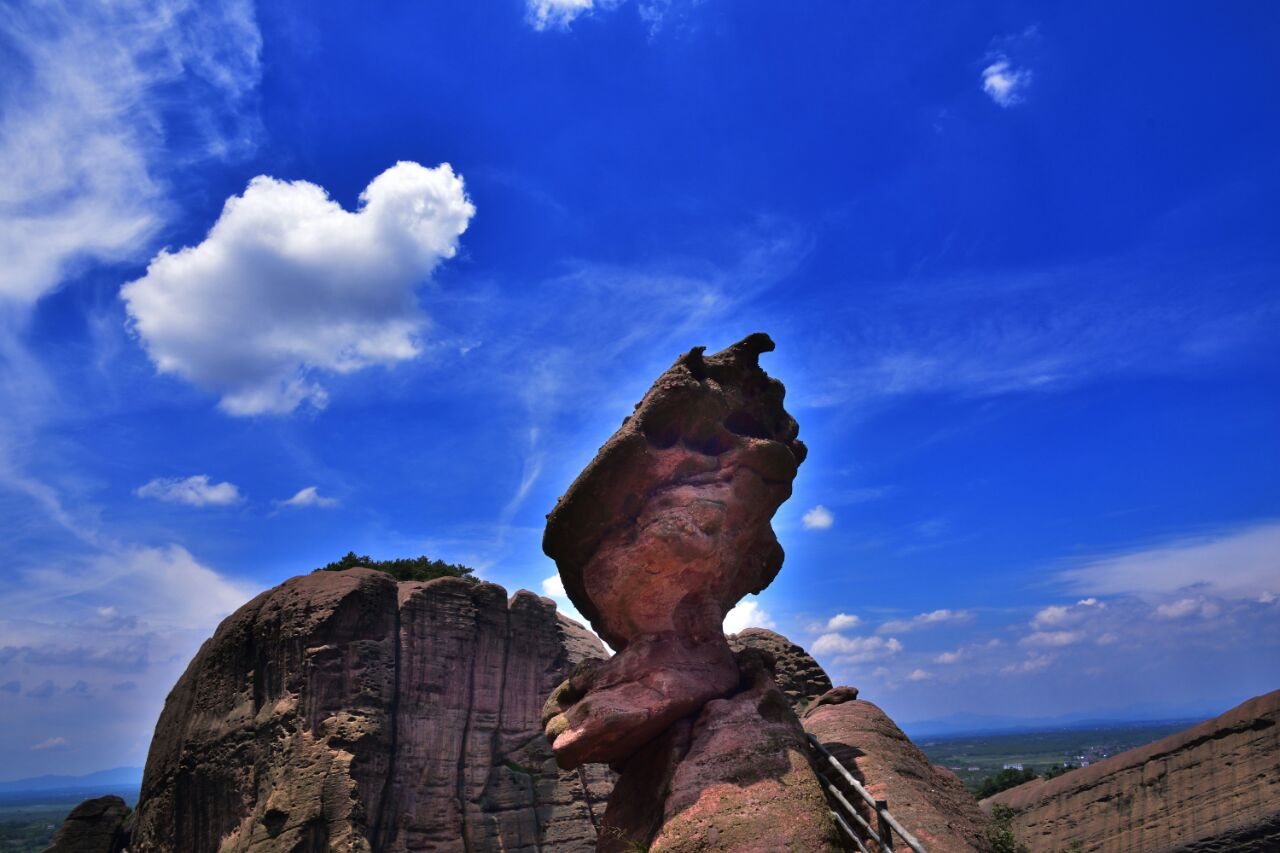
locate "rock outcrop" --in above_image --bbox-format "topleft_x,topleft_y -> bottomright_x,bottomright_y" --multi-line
541,334 -> 840,851
42,795 -> 130,853
804,688 -> 988,853
128,568 -> 613,852
729,627 -> 832,713
983,689 -> 1280,853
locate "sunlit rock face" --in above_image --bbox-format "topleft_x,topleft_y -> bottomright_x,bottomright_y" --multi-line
541,333 -> 807,769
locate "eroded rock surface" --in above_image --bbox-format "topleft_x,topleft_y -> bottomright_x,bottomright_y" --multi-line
983,689 -> 1280,853
542,335 -> 839,851
804,690 -> 988,853
728,627 -> 832,713
41,795 -> 130,853
542,333 -> 807,769
128,568 -> 612,853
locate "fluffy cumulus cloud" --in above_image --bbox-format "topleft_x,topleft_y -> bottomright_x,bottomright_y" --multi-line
121,162 -> 476,415
811,633 -> 903,663
135,475 -> 241,507
278,486 -> 339,509
1021,630 -> 1084,647
825,612 -> 860,631
723,599 -> 775,634
877,608 -> 973,634
0,0 -> 260,304
802,505 -> 835,530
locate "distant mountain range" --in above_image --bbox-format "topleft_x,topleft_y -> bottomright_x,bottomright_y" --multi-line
0,766 -> 142,795
899,700 -> 1229,739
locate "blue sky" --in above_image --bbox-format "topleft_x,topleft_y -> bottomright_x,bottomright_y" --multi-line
1,0 -> 1278,778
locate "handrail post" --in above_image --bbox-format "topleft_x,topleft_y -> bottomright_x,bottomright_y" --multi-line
876,800 -> 894,852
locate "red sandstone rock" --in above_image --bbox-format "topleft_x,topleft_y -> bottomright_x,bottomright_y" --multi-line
983,689 -> 1280,853
804,691 -> 988,853
127,568 -> 613,853
542,333 -> 807,769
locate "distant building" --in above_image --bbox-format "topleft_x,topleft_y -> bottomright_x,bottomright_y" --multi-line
1003,763 -> 1024,770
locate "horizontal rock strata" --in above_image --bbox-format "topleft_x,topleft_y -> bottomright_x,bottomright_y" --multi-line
129,568 -> 612,853
984,689 -> 1280,853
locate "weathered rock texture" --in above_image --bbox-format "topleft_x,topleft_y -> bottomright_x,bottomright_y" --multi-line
729,627 -> 832,713
542,333 -> 807,769
128,568 -> 613,853
983,689 -> 1280,853
41,795 -> 130,853
542,335 -> 840,851
804,688 -> 988,853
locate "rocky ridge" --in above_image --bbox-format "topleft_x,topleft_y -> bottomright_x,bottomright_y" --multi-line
983,688 -> 1280,853
128,568 -> 612,852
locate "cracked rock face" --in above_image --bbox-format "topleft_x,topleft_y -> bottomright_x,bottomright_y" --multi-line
542,334 -> 807,769
128,568 -> 613,853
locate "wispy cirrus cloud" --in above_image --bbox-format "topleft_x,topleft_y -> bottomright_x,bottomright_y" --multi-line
877,608 -> 973,634
0,0 -> 261,305
277,486 -> 340,509
1058,521 -> 1280,601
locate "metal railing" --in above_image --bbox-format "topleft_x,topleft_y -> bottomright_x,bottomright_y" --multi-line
806,733 -> 928,853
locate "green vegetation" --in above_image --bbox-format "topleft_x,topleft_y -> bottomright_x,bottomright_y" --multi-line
1042,762 -> 1079,780
983,804 -> 1029,853
316,551 -> 475,583
974,767 -> 1037,800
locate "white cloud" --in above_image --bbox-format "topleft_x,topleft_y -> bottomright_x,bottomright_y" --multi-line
877,608 -> 973,634
825,612 -> 860,631
1155,597 -> 1219,620
802,505 -> 835,530
982,57 -> 1032,107
906,668 -> 933,682
1031,605 -> 1071,628
1021,630 -> 1084,647
541,574 -> 567,599
1001,654 -> 1052,675
724,599 -> 776,634
278,486 -> 339,509
934,649 -> 963,664
135,475 -> 241,507
31,736 -> 69,751
1059,522 -> 1280,601
812,633 -> 903,663
121,161 -> 476,415
0,0 -> 260,305
527,0 -> 597,30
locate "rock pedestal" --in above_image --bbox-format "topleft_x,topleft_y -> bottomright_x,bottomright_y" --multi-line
541,335 -> 839,851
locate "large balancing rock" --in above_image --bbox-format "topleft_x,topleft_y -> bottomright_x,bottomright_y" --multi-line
129,568 -> 612,852
542,333 -> 807,769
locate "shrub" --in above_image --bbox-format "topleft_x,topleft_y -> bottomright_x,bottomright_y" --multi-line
316,551 -> 475,582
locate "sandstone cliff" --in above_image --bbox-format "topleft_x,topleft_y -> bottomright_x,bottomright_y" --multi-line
129,568 -> 612,852
983,689 -> 1280,853
804,688 -> 989,853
